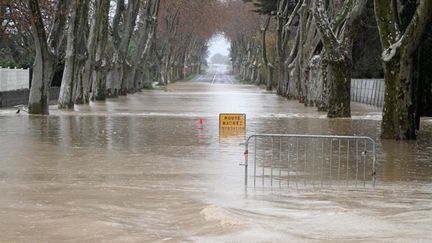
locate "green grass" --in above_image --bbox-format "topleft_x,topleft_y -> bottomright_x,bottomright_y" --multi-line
240,79 -> 255,85
235,75 -> 254,85
183,74 -> 196,82
172,74 -> 196,83
141,82 -> 155,89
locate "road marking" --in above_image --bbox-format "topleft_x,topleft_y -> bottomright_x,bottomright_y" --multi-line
228,75 -> 234,84
211,75 -> 217,85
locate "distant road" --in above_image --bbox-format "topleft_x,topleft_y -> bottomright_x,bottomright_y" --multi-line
193,64 -> 238,85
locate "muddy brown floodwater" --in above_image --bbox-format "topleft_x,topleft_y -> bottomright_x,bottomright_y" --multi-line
0,78 -> 431,242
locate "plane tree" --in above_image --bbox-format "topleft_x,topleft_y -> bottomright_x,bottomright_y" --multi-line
223,0 -> 260,83
313,0 -> 367,117
374,0 -> 432,139
27,0 -> 69,114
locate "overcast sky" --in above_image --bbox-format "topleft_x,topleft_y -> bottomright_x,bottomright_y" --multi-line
207,34 -> 230,62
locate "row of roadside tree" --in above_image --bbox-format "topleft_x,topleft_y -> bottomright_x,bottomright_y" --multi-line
1,0 -> 220,113
223,0 -> 432,140
2,0 -> 432,140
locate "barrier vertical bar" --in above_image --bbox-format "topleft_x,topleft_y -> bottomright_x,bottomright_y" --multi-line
279,137 -> 282,187
346,140 -> 350,186
373,141 -> 376,187
304,139 -> 307,187
321,139 -> 324,187
337,139 -> 341,185
296,137 -> 299,188
287,138 -> 290,187
356,139 -> 359,187
271,137 -> 274,186
254,137 -> 257,187
330,139 -> 333,185
262,138 -> 265,186
245,140 -> 249,186
312,139 -> 315,186
363,139 -> 367,187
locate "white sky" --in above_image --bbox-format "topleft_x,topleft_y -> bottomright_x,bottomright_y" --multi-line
207,34 -> 230,62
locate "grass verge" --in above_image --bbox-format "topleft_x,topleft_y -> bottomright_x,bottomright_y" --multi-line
236,76 -> 254,85
171,74 -> 196,83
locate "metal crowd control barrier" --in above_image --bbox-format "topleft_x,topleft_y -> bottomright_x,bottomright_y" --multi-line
242,134 -> 377,188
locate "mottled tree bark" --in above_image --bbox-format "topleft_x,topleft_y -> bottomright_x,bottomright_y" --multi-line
91,0 -> 110,101
276,0 -> 301,96
107,0 -> 139,97
58,0 -> 87,109
286,0 -> 317,102
28,19 -> 54,114
129,0 -> 160,93
73,0 -> 89,105
74,0 -> 105,104
296,1 -> 308,102
374,0 -> 432,139
317,58 -> 328,111
326,58 -> 352,117
314,0 -> 366,118
260,15 -> 273,91
159,10 -> 179,86
286,27 -> 300,99
28,0 -> 69,114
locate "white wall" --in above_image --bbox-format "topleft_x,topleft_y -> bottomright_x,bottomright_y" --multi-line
351,79 -> 385,107
0,68 -> 30,91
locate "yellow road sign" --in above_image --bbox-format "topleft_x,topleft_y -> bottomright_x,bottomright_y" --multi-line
219,113 -> 246,129
219,128 -> 245,141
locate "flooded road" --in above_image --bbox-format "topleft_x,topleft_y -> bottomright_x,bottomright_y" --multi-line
193,64 -> 236,85
0,71 -> 431,242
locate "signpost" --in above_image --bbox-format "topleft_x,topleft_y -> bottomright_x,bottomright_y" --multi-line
182,66 -> 188,75
219,113 -> 246,129
219,113 -> 246,141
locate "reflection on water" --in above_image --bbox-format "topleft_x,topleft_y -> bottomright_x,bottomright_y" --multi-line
0,81 -> 431,242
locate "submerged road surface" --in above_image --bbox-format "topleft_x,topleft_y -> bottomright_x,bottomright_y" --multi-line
0,69 -> 432,242
193,64 -> 237,85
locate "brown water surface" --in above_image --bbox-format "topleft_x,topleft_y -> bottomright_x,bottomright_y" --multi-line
0,76 -> 431,242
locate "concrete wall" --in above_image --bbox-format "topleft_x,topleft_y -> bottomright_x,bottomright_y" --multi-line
351,79 -> 385,107
0,68 -> 30,91
0,87 -> 60,108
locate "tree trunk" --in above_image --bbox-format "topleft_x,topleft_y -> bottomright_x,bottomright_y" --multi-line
260,15 -> 272,91
129,0 -> 160,93
275,0 -> 286,95
28,0 -> 68,114
160,53 -> 170,86
73,19 -> 89,105
375,0 -> 432,139
119,0 -> 139,95
28,41 -> 54,114
106,0 -> 126,98
297,1 -> 308,102
306,55 -> 321,107
58,0 -> 86,109
314,0 -> 366,117
276,0 -> 302,96
76,0 -> 104,103
326,58 -> 351,117
92,64 -> 107,101
266,64 -> 274,91
286,28 -> 300,99
90,0 -> 109,101
107,0 -> 139,97
380,58 -> 405,138
159,10 -> 178,86
317,59 -> 328,111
